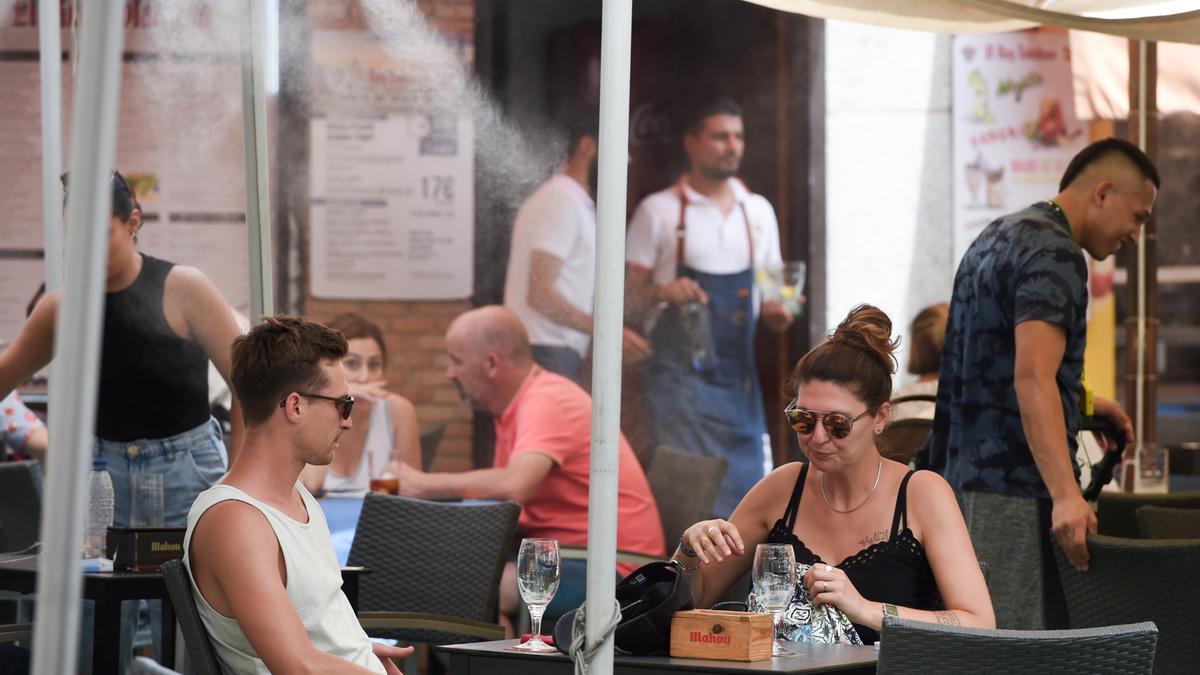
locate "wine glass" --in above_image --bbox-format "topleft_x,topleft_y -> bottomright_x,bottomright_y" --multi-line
753,543 -> 797,657
513,538 -> 561,652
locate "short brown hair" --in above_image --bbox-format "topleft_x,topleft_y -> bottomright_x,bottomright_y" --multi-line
232,315 -> 348,425
783,304 -> 899,412
906,303 -> 949,377
327,312 -> 387,365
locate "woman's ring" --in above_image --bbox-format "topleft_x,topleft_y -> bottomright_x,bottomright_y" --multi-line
821,581 -> 828,592
824,564 -> 833,573
707,526 -> 718,535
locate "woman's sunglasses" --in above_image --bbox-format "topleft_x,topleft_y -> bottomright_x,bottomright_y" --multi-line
280,392 -> 356,419
783,400 -> 871,439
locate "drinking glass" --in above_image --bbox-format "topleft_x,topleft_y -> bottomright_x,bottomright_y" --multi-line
513,538 -> 560,652
131,472 -> 164,527
753,543 -> 797,657
779,261 -> 806,316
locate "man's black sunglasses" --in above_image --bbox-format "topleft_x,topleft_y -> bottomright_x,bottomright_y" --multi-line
279,392 -> 355,419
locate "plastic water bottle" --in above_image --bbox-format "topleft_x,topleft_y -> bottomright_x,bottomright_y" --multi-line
85,459 -> 115,558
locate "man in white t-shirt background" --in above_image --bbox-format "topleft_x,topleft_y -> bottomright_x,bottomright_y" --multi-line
625,98 -> 793,517
504,106 -> 650,384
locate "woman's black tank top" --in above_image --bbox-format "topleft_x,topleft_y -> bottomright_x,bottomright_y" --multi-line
765,462 -> 940,644
96,255 -> 210,441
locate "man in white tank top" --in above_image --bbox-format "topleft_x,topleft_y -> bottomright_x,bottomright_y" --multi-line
184,316 -> 412,674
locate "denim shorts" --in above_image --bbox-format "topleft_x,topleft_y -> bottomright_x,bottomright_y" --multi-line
93,417 -> 228,527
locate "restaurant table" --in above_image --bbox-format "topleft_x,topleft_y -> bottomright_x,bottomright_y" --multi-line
435,640 -> 877,674
0,552 -> 366,673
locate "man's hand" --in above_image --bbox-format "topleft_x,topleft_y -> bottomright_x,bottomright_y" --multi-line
348,380 -> 391,407
760,299 -> 793,333
1092,396 -> 1134,445
394,462 -> 425,499
373,643 -> 415,675
1051,492 -> 1097,571
656,277 -> 708,306
622,327 -> 652,364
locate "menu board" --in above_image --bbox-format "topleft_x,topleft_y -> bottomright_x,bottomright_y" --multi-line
951,31 -> 1088,265
308,28 -> 475,300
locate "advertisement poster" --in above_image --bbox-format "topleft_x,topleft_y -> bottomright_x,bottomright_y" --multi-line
309,28 -> 475,300
951,30 -> 1089,264
0,0 -> 250,346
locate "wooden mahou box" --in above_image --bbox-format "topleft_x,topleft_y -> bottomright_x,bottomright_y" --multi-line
669,609 -> 774,662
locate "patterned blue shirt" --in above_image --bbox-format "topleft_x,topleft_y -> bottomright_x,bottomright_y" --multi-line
929,202 -> 1088,499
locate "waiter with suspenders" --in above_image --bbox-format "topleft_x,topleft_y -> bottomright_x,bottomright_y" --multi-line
626,98 -> 793,517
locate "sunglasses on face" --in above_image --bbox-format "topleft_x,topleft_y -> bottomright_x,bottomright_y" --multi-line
783,400 -> 871,439
279,392 -> 356,419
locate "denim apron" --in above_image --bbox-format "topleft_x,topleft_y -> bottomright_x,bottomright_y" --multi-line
643,182 -> 767,517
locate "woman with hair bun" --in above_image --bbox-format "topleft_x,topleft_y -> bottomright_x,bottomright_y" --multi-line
671,305 -> 993,644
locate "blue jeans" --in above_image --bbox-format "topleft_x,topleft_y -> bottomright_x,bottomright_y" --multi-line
531,345 -> 583,386
81,417 -> 227,674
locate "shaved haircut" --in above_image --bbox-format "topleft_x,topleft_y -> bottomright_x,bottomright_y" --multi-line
1059,137 -> 1160,193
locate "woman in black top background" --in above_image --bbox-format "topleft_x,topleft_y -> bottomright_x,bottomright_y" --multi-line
672,304 -> 994,643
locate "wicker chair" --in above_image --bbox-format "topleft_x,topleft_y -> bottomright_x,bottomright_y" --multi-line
1054,534 -> 1200,673
348,493 -> 519,645
877,616 -> 1157,674
879,394 -> 936,466
1136,505 -> 1200,539
1096,490 -> 1200,538
160,559 -> 223,675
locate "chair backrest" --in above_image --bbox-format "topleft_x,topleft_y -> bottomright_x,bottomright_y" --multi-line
347,494 -> 520,645
1136,505 -> 1200,539
0,460 -> 42,553
643,445 -> 728,547
160,559 -> 224,675
877,418 -> 933,465
878,616 -> 1157,674
1096,490 -> 1200,538
1054,534 -> 1200,674
419,423 -> 446,472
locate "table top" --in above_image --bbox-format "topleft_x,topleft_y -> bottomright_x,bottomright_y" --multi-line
437,639 -> 878,673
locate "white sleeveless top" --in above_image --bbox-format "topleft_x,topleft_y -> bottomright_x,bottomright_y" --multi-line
183,482 -> 384,674
323,398 -> 394,496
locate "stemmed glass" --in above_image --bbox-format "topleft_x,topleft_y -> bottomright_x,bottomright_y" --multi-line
753,543 -> 797,657
513,538 -> 560,652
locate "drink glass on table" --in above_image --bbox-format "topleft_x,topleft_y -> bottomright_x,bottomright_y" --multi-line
513,538 -> 560,652
753,543 -> 797,657
367,453 -> 399,495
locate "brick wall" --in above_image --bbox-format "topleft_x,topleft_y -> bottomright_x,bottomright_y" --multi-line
303,0 -> 478,473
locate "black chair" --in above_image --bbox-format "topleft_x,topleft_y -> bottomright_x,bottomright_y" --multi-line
1136,505 -> 1200,539
0,460 -> 42,553
419,423 -> 446,472
644,445 -> 728,547
1096,490 -> 1200,538
1054,534 -> 1200,673
160,559 -> 224,675
877,616 -> 1157,674
348,493 -> 518,646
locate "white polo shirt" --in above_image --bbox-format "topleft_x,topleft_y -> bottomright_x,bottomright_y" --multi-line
625,178 -> 783,325
504,174 -> 596,357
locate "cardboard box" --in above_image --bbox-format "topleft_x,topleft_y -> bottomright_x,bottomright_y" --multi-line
669,609 -> 774,662
107,526 -> 186,572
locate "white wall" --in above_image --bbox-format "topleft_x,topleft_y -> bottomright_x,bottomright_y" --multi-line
824,20 -> 956,384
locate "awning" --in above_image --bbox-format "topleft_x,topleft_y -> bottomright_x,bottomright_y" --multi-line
746,1 -> 1200,43
1071,30 -> 1200,118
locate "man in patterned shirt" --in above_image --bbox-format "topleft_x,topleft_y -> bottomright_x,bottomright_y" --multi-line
929,138 -> 1158,630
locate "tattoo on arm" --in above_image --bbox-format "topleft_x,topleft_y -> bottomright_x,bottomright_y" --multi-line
934,611 -> 961,626
857,530 -> 888,548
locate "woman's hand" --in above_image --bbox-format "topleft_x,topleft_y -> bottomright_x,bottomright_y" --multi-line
679,519 -> 745,565
348,380 -> 390,407
803,563 -> 871,625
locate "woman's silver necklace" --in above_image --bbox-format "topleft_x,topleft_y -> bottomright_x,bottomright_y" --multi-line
820,459 -> 883,514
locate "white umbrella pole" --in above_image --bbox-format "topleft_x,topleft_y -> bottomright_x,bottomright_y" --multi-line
585,0 -> 633,672
30,1 -> 126,673
241,0 -> 274,324
38,0 -> 63,292
1134,39 -> 1147,455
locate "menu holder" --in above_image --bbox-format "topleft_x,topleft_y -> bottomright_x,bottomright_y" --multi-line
107,526 -> 186,572
669,609 -> 773,662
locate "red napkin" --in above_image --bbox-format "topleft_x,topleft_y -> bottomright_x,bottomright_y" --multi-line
519,634 -> 555,646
